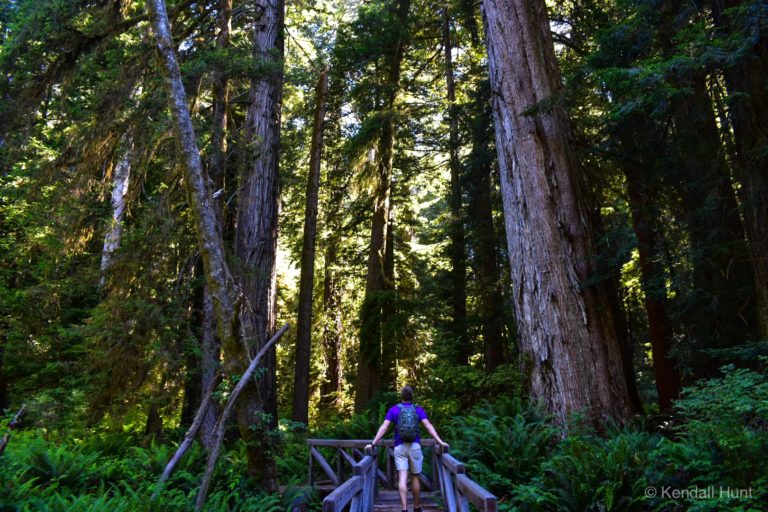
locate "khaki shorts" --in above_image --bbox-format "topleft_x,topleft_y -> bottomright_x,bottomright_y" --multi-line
393,442 -> 423,474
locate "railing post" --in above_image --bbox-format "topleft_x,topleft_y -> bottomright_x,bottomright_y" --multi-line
432,444 -> 440,494
436,444 -> 457,512
337,447 -> 344,485
308,442 -> 314,486
365,445 -> 376,510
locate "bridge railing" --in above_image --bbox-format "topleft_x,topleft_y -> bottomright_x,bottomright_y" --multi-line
320,445 -> 377,512
434,444 -> 497,512
307,438 -> 438,490
309,439 -> 497,512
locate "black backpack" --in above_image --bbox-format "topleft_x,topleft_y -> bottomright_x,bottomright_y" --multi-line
397,404 -> 420,442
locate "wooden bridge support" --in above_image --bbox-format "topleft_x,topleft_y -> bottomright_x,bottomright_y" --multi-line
309,439 -> 497,512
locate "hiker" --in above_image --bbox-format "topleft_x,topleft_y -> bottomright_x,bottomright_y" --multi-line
367,385 -> 449,512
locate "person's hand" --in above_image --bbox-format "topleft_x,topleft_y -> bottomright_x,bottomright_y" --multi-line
441,442 -> 450,450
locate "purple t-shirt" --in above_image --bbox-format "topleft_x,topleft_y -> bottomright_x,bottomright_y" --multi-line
385,403 -> 428,446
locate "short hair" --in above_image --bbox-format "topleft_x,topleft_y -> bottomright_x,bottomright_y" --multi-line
400,385 -> 413,402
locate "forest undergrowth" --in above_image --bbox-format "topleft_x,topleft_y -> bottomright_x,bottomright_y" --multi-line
1,362 -> 766,512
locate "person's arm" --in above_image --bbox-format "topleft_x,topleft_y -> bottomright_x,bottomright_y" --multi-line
422,419 -> 449,448
369,419 -> 391,448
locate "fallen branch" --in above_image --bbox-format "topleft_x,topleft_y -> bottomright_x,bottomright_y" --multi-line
0,406 -> 27,457
195,323 -> 290,511
151,372 -> 223,501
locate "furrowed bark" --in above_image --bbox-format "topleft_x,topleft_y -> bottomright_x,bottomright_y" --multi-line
292,66 -> 329,426
481,0 -> 632,423
233,0 -> 284,487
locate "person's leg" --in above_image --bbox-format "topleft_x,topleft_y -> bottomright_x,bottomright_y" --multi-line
394,444 -> 410,511
412,471 -> 421,509
408,443 -> 424,511
398,469 -> 409,510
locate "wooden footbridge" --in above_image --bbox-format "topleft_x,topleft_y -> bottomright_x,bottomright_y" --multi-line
308,439 -> 497,512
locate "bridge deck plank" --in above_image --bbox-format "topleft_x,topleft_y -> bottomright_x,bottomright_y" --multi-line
373,490 -> 441,511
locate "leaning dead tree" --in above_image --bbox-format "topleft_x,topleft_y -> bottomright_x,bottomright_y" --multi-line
151,374 -> 223,501
195,324 -> 289,510
147,0 -> 287,507
0,406 -> 27,457
151,324 -> 289,505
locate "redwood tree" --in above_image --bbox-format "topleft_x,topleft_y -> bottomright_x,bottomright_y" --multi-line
481,0 -> 633,422
707,0 -> 768,338
355,0 -> 411,413
233,0 -> 285,488
443,6 -> 469,364
292,66 -> 329,425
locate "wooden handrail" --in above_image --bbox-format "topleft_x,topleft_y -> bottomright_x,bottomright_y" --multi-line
322,446 -> 377,512
435,444 -> 497,512
308,438 -> 436,448
314,439 -> 497,512
455,474 -> 497,511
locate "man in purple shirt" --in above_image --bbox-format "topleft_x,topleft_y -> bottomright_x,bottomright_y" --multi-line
367,385 -> 449,512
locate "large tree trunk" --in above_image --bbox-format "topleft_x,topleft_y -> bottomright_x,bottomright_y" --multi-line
626,172 -> 680,411
443,7 -> 469,364
709,0 -> 768,337
319,239 -> 343,410
671,71 -> 757,366
355,0 -> 411,413
481,0 -> 632,422
147,0 -> 239,358
197,0 -> 231,450
466,79 -> 507,373
618,128 -> 681,411
292,66 -> 329,425
99,143 -> 132,288
233,0 -> 284,488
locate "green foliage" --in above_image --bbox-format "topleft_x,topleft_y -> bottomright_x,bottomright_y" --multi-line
432,368 -> 768,512
0,429 -> 322,511
424,364 -> 521,419
513,429 -> 661,511
446,397 -> 556,493
650,363 -> 768,509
